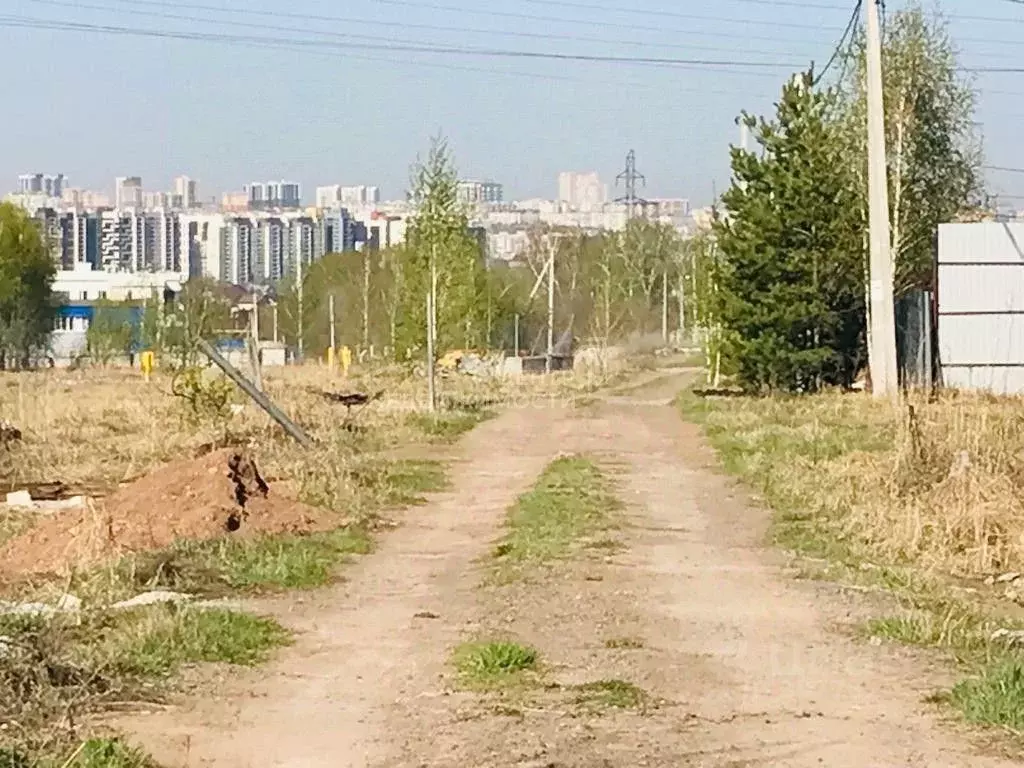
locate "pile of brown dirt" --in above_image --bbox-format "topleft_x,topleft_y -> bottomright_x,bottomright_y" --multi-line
0,448 -> 339,578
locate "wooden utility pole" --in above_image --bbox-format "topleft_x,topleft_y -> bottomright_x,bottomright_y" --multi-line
866,0 -> 899,400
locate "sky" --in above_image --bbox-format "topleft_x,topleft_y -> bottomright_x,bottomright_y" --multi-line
1,0 -> 1022,206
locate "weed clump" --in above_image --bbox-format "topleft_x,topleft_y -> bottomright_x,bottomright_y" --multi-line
453,641 -> 539,690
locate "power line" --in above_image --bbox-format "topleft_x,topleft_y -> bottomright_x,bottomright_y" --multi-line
516,0 -> 851,20
27,0 -> 819,61
0,15 -> 805,71
813,0 -> 862,84
367,0 -> 847,37
97,0 -> 843,50
985,165 -> 1024,174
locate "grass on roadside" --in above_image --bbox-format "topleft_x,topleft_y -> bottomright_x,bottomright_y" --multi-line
0,604 -> 288,766
950,662 -> 1024,734
492,455 -> 620,579
0,737 -> 156,768
112,606 -> 291,677
405,409 -> 494,444
453,640 -> 540,691
109,526 -> 374,597
677,388 -> 1024,740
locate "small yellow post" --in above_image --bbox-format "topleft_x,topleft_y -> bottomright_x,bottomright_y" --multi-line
340,345 -> 352,377
140,351 -> 154,382
326,346 -> 336,369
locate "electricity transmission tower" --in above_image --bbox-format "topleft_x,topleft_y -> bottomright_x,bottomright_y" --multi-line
615,149 -> 647,219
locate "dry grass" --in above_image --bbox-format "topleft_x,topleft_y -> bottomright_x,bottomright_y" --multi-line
680,389 -> 1024,579
680,388 -> 1024,740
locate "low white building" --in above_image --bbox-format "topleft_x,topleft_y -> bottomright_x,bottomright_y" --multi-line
54,263 -> 185,303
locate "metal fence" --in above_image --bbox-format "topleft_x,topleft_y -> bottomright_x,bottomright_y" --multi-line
896,288 -> 933,390
937,222 -> 1024,395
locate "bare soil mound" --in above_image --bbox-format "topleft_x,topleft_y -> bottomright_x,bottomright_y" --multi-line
0,448 -> 336,578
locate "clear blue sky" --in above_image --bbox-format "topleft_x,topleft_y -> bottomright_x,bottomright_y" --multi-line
1,0 -> 1022,205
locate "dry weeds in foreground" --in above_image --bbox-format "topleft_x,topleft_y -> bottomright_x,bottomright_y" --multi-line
0,362 -> 615,498
685,389 -> 1024,579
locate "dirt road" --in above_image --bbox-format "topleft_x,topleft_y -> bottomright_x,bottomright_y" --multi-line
122,374 -> 1017,767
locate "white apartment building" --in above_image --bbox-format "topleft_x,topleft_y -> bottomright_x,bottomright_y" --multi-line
174,176 -> 198,209
115,176 -> 143,210
557,171 -> 608,212
18,173 -> 65,198
457,180 -> 503,205
316,184 -> 381,209
341,185 -> 380,206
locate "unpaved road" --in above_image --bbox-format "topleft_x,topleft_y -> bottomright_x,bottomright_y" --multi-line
121,374 -> 1018,767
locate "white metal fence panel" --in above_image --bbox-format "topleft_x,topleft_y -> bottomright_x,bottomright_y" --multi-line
938,222 -> 1024,395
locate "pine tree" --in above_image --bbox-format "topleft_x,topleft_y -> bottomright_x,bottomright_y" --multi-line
714,74 -> 865,393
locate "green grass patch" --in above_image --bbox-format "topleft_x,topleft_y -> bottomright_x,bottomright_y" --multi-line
950,661 -> 1024,733
494,455 -> 620,578
0,737 -> 157,768
0,605 -> 287,766
406,409 -> 494,443
863,602 -> 1009,657
113,526 -> 373,596
68,738 -> 157,768
572,679 -> 651,712
348,457 -> 448,508
112,605 -> 291,677
453,640 -> 539,690
604,636 -> 645,650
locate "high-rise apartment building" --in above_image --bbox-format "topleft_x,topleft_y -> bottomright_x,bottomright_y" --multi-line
457,180 -> 503,205
173,176 -> 198,209
317,184 -> 381,210
340,185 -> 380,207
246,181 -> 301,210
18,173 -> 65,198
557,172 -> 607,212
115,176 -> 144,210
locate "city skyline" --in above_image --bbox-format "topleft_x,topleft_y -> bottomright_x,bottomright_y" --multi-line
9,165 -> 669,208
2,0 -> 1021,205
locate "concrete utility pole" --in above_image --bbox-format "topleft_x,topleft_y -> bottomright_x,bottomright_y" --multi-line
662,270 -> 669,346
296,256 -> 305,361
546,237 -> 556,374
866,0 -> 899,400
426,244 -> 438,412
249,289 -> 262,391
328,294 -> 337,366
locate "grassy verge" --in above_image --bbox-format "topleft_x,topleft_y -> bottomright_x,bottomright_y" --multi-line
405,409 -> 494,444
677,389 -> 1024,739
492,455 -> 620,580
113,527 -> 374,596
0,603 -> 289,766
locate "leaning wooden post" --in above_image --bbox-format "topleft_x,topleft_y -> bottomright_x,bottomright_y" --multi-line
196,338 -> 314,448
